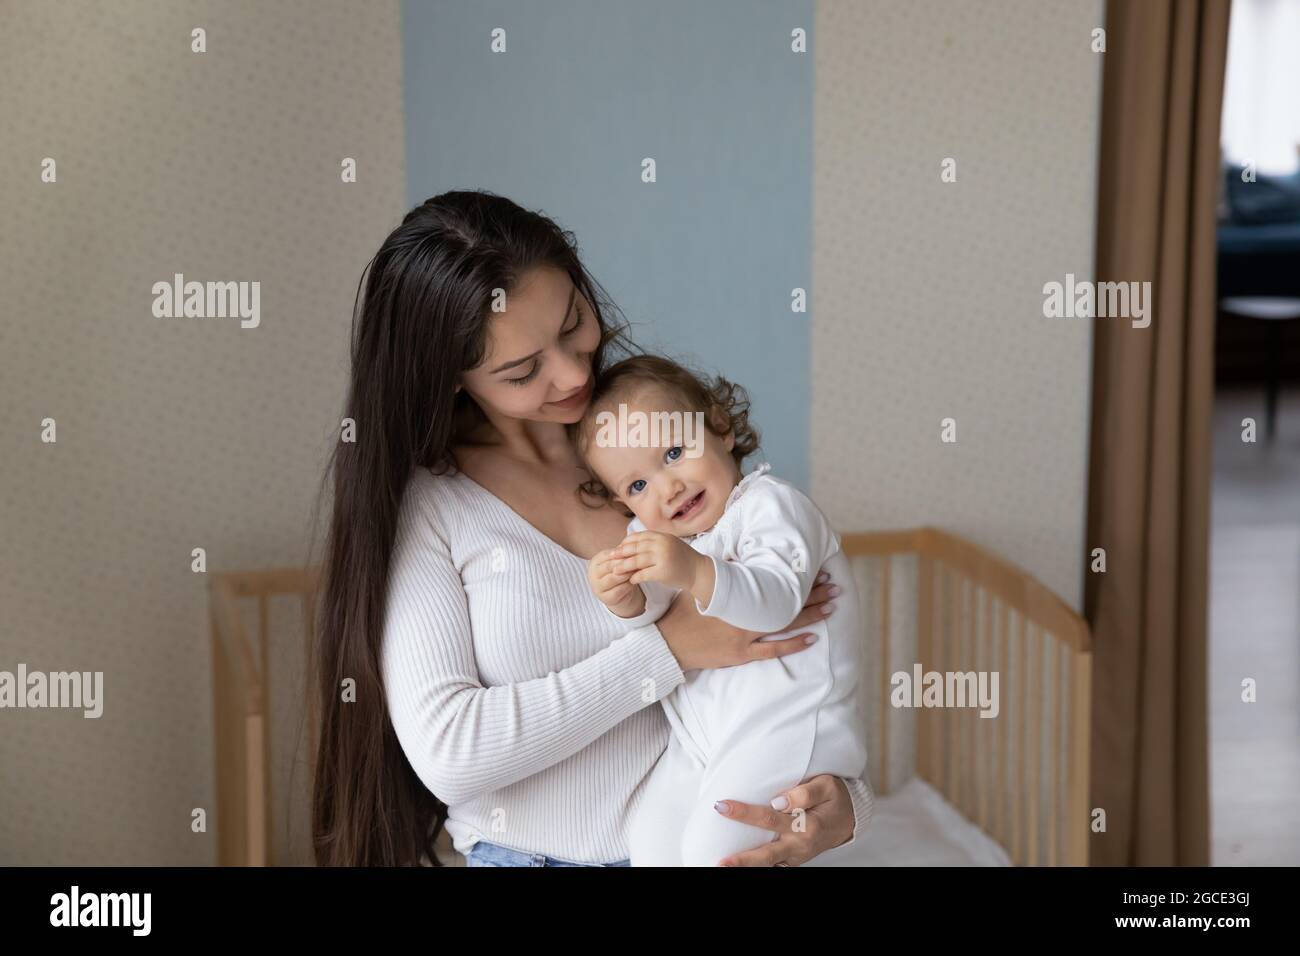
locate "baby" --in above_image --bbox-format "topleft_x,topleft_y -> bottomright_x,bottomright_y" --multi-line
572,355 -> 869,866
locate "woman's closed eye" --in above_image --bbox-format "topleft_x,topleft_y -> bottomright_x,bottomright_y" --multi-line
506,362 -> 540,386
504,306 -> 584,387
563,304 -> 584,337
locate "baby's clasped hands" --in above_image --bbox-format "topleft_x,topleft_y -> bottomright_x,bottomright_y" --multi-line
610,531 -> 716,607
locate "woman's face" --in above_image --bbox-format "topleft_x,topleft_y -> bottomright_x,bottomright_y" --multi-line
458,265 -> 601,425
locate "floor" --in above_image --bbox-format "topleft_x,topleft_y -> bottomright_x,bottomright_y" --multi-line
1209,385 -> 1300,866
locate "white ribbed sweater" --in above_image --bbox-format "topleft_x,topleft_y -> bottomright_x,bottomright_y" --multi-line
379,466 -> 873,864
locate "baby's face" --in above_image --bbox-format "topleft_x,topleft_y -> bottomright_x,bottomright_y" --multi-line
584,385 -> 741,536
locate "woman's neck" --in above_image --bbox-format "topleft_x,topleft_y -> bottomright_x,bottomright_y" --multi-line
463,414 -> 575,467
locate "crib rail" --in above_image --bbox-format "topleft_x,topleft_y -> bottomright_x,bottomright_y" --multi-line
841,528 -> 1092,866
208,566 -> 319,866
208,530 -> 1089,867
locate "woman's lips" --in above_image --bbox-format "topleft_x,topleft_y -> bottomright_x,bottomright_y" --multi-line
673,491 -> 705,521
549,380 -> 591,409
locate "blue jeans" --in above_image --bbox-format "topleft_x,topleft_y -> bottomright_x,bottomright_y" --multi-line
464,839 -> 631,867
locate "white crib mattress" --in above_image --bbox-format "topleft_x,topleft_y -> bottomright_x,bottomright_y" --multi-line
803,777 -> 1011,867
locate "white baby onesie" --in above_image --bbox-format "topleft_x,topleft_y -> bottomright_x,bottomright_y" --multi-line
610,463 -> 869,866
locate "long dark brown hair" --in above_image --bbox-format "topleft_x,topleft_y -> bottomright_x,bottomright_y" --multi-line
310,190 -> 628,865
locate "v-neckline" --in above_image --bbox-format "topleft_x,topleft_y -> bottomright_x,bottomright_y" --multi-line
450,467 -> 594,566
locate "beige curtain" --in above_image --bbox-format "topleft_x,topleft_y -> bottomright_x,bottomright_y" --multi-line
1085,0 -> 1231,866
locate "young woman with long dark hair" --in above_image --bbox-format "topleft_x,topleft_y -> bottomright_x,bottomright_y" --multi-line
311,190 -> 872,866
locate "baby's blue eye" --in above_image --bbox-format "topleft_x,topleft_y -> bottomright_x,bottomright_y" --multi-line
664,446 -> 683,462
628,479 -> 646,495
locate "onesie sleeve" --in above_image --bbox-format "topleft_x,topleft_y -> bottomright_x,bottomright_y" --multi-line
601,580 -> 677,629
696,479 -> 838,634
380,471 -> 686,807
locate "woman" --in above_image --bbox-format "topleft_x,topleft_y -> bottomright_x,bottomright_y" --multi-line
311,190 -> 872,866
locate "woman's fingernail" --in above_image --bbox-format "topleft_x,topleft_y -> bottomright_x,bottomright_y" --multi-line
816,571 -> 829,584
770,795 -> 790,811
714,801 -> 730,815
827,584 -> 841,597
821,602 -> 836,616
804,634 -> 819,645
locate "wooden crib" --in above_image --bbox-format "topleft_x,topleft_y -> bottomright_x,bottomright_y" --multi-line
840,528 -> 1092,867
208,527 -> 1091,866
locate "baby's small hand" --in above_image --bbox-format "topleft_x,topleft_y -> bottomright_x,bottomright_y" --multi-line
612,531 -> 709,597
588,549 -> 647,619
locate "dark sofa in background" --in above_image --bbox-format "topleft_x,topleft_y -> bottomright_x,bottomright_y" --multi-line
1216,164 -> 1300,386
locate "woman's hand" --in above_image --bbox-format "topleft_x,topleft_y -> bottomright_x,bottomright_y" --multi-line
714,774 -> 855,866
655,569 -> 841,673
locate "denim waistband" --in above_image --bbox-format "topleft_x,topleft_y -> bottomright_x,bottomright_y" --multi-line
465,839 -> 630,867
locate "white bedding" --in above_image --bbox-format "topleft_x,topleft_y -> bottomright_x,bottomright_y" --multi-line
803,777 -> 1012,866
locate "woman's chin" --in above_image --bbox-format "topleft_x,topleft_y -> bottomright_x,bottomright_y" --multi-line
540,401 -> 588,424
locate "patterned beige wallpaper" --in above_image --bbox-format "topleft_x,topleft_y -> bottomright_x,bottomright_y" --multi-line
811,0 -> 1102,609
0,0 -> 405,864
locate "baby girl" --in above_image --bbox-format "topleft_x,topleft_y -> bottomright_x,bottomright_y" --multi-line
572,355 -> 869,866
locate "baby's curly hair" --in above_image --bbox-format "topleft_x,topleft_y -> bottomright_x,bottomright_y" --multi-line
568,354 -> 761,511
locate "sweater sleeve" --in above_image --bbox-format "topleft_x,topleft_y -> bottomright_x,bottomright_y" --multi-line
838,775 -> 875,848
380,476 -> 686,807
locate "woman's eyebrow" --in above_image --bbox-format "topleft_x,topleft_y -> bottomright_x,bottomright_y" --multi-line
488,350 -> 541,374
487,284 -> 578,374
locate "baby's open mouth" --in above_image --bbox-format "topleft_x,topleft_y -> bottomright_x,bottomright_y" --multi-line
673,491 -> 705,521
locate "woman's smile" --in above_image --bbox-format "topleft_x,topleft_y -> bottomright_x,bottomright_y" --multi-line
548,378 -> 592,410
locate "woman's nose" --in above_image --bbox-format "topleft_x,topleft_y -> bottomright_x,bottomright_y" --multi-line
554,351 -> 591,392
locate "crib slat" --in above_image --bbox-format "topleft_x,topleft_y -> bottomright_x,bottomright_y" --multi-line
1068,644 -> 1092,865
917,555 -> 934,783
1045,634 -> 1055,868
934,564 -> 947,796
946,568 -> 960,807
1012,610 -> 1025,866
1027,621 -> 1040,868
993,597 -> 1005,847
964,579 -> 976,821
978,587 -> 991,833
879,556 -> 892,794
